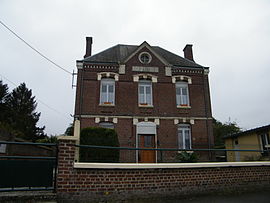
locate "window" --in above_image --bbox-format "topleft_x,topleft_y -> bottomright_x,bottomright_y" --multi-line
260,133 -> 270,155
139,52 -> 152,64
178,124 -> 191,150
99,122 -> 114,129
0,144 -> 7,153
176,82 -> 189,107
100,78 -> 115,105
138,80 -> 152,106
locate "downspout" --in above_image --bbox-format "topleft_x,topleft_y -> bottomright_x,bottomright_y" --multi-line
78,66 -> 84,121
202,67 -> 212,160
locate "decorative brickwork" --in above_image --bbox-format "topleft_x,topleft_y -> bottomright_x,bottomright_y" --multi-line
57,139 -> 270,202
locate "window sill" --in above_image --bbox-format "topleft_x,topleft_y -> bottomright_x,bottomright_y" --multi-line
99,104 -> 115,107
139,104 -> 154,108
177,105 -> 191,109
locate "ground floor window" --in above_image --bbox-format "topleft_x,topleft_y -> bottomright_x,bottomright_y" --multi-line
260,133 -> 270,155
178,124 -> 191,150
0,144 -> 7,153
99,122 -> 114,129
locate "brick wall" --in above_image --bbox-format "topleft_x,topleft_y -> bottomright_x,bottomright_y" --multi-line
57,139 -> 270,202
74,45 -> 214,162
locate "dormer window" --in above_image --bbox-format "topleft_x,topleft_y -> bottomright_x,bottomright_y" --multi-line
139,52 -> 152,64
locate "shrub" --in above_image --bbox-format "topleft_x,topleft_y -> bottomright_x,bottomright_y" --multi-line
79,127 -> 119,163
175,151 -> 199,163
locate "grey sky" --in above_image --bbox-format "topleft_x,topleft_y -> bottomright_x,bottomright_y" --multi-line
0,0 -> 269,135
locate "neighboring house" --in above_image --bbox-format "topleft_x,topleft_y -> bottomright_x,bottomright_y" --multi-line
74,37 -> 214,163
0,129 -> 54,157
224,124 -> 270,162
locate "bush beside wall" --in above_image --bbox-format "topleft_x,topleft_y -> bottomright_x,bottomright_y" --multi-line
79,127 -> 119,162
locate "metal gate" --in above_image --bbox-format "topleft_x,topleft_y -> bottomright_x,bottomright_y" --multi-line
0,141 -> 57,192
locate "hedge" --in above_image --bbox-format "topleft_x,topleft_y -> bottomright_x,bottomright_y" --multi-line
79,127 -> 119,162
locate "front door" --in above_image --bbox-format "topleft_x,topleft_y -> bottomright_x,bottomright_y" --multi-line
139,134 -> 156,163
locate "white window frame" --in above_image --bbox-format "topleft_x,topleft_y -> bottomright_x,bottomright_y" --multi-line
100,78 -> 115,105
138,80 -> 152,106
178,124 -> 192,150
176,81 -> 190,107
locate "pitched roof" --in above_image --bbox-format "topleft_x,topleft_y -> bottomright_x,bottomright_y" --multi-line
224,124 -> 270,139
81,44 -> 203,68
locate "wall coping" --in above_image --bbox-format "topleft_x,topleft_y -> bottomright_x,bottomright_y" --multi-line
57,135 -> 79,141
74,161 -> 270,169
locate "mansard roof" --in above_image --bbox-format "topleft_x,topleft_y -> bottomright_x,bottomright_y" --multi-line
80,43 -> 204,68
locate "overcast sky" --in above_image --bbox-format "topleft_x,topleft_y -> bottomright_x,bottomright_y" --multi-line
0,0 -> 270,135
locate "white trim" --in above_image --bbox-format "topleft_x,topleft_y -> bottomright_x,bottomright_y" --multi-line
57,136 -> 79,141
97,72 -> 119,81
76,61 -> 83,69
133,75 -> 139,82
113,118 -> 118,124
138,52 -> 152,64
204,69 -> 210,75
119,65 -> 125,74
133,74 -> 158,83
133,118 -> 138,125
95,117 -> 100,123
172,75 -> 192,84
80,115 -> 211,121
165,67 -> 172,76
74,161 -> 270,169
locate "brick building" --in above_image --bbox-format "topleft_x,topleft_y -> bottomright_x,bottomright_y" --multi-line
74,37 -> 213,163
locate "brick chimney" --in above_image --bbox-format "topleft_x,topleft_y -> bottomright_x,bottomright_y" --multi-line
84,37 -> 93,58
183,44 -> 194,61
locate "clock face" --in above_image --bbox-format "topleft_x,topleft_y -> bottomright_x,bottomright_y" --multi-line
139,52 -> 152,64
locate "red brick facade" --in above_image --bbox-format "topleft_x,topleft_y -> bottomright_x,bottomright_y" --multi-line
74,39 -> 214,162
57,139 -> 270,202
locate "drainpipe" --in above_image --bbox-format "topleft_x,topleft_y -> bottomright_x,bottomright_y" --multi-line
202,67 -> 212,160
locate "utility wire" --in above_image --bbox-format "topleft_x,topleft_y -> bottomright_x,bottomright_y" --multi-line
0,20 -> 72,75
0,73 -> 72,122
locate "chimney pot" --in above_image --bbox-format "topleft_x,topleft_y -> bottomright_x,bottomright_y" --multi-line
84,37 -> 93,58
183,44 -> 194,61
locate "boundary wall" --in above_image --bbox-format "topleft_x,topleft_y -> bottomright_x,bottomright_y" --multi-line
57,137 -> 270,202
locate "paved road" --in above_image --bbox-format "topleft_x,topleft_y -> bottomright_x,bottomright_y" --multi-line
2,189 -> 270,202
127,189 -> 270,203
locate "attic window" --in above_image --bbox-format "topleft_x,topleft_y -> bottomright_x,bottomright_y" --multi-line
139,52 -> 152,64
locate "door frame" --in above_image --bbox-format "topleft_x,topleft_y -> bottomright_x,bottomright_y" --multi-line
136,122 -> 157,163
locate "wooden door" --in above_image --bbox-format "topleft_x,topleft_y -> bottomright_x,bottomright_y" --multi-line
139,135 -> 156,163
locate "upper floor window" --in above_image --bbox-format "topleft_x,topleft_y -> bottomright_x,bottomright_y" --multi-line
176,82 -> 189,107
138,80 -> 152,106
178,124 -> 191,150
100,78 -> 115,105
139,52 -> 152,64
